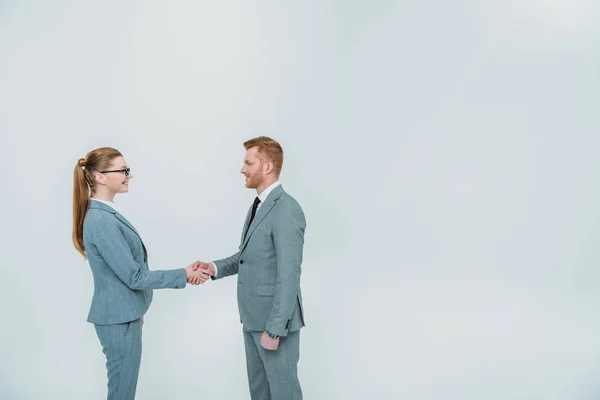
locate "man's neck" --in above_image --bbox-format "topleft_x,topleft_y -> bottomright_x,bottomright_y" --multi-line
256,179 -> 278,196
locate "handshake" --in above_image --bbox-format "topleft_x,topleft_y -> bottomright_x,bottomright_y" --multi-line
184,261 -> 215,285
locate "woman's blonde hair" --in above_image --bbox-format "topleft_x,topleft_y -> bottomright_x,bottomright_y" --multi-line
72,147 -> 122,257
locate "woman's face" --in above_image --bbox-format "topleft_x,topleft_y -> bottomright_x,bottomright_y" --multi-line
97,156 -> 133,194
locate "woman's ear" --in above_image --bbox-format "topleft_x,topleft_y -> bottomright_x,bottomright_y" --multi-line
94,172 -> 106,185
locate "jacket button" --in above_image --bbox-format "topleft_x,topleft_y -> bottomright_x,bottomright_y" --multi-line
240,260 -> 244,264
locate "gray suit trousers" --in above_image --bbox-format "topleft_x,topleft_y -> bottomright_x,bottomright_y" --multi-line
243,329 -> 302,400
94,318 -> 143,400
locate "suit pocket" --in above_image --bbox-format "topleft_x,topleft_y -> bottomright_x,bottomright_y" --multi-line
123,320 -> 134,337
256,285 -> 275,296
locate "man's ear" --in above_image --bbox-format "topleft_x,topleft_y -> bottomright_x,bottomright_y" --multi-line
264,161 -> 274,175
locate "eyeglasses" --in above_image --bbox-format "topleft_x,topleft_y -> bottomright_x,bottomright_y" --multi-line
100,167 -> 131,177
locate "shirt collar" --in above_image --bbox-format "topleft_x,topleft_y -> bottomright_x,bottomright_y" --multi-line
258,181 -> 281,203
90,198 -> 116,209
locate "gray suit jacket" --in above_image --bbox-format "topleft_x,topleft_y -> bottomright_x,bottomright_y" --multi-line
83,201 -> 187,325
212,185 -> 306,336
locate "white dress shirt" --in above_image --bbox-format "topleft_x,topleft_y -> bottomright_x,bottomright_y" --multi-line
256,180 -> 281,212
212,180 -> 281,277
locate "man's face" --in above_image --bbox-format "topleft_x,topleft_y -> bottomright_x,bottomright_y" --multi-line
241,147 -> 265,189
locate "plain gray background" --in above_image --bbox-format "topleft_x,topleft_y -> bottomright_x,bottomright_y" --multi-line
1,1 -> 600,399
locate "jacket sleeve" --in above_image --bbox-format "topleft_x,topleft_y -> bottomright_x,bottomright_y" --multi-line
91,219 -> 187,290
212,252 -> 240,280
265,204 -> 306,336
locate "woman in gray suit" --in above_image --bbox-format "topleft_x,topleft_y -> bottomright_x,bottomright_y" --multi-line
72,147 -> 208,400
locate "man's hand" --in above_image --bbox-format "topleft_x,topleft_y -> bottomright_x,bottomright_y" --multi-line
190,261 -> 216,277
260,331 -> 280,351
185,264 -> 210,285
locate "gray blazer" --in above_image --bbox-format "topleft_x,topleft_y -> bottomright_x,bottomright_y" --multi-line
83,201 -> 186,325
212,185 -> 306,336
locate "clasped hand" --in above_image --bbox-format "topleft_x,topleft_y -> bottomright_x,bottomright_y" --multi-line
185,261 -> 216,285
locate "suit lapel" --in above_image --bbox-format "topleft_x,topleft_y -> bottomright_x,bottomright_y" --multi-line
240,186 -> 283,252
89,201 -> 148,261
115,213 -> 139,237
239,204 -> 254,247
115,212 -> 148,262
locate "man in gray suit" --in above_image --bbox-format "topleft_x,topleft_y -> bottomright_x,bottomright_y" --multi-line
192,136 -> 306,400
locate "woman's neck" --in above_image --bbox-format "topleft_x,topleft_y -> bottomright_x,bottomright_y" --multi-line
91,188 -> 116,202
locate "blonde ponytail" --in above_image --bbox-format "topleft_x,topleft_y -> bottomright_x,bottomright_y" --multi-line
72,148 -> 122,258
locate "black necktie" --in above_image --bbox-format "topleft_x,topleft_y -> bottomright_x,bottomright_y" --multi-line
244,197 -> 261,240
